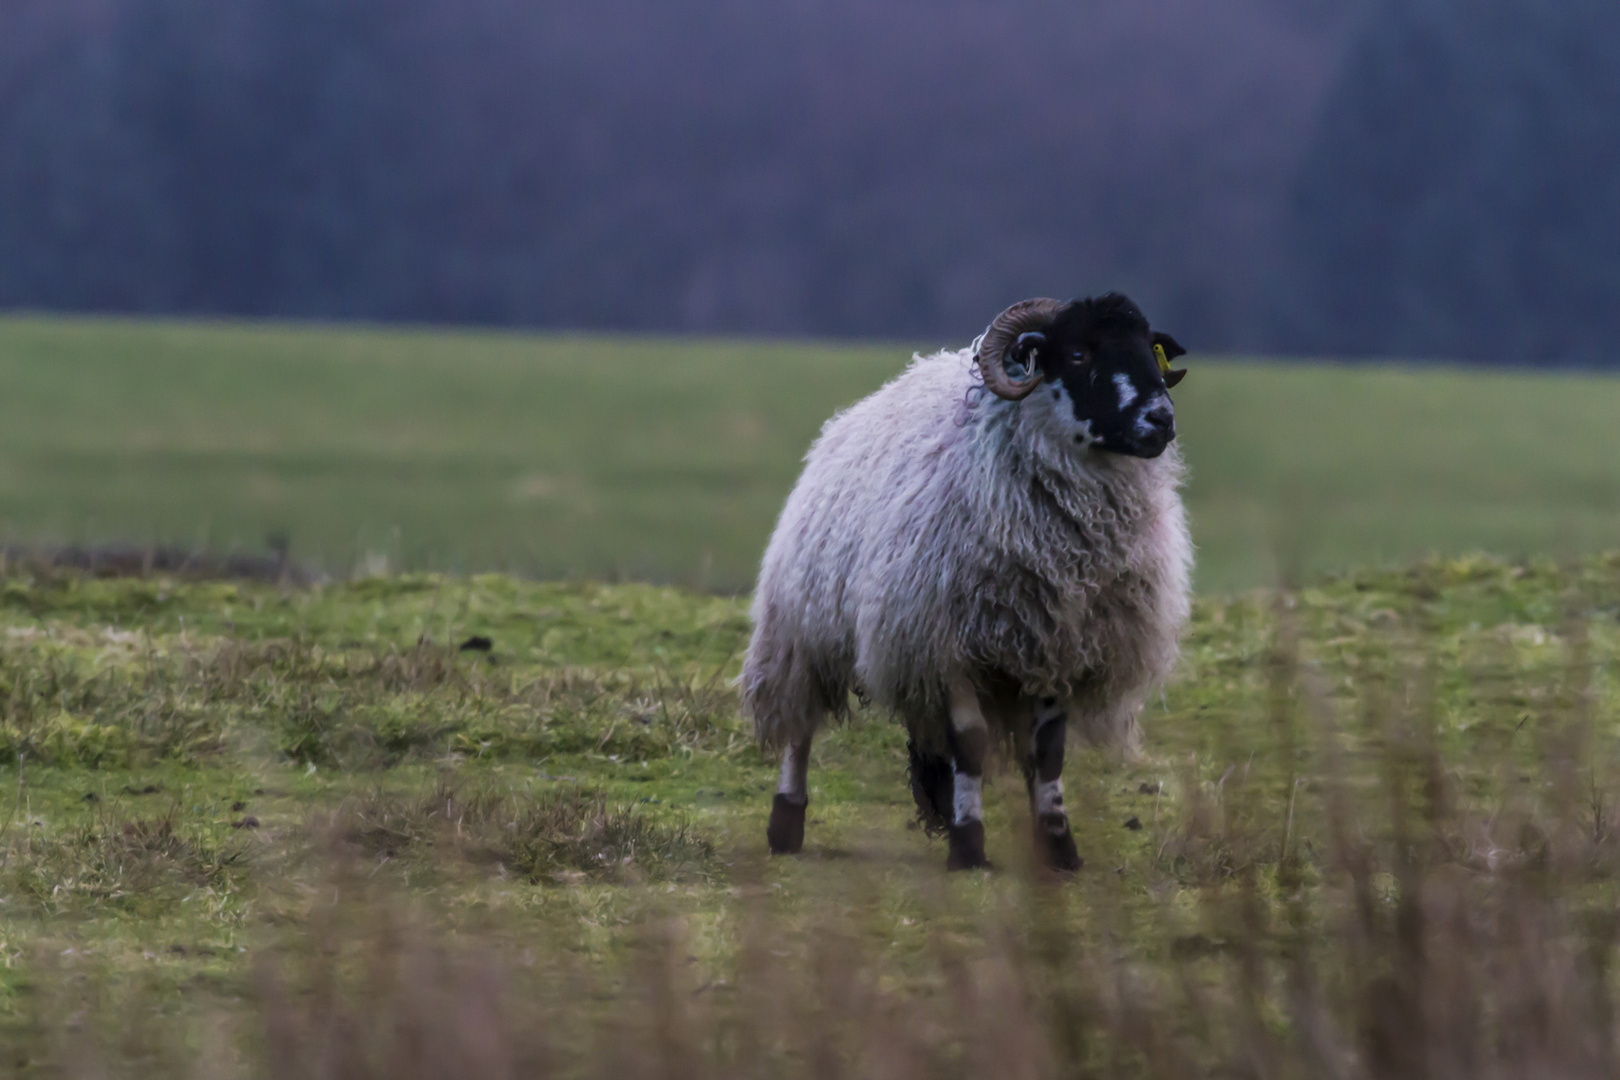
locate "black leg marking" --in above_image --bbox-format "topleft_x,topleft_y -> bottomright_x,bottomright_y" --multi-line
945,724 -> 992,871
767,794 -> 806,855
1032,711 -> 1066,783
947,819 -> 990,871
907,739 -> 953,836
768,737 -> 812,855
1027,707 -> 1082,873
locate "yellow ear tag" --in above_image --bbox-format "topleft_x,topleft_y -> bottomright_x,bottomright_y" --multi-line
1153,342 -> 1171,374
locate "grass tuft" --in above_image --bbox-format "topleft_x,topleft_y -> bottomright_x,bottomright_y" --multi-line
335,781 -> 719,884
3,805 -> 248,914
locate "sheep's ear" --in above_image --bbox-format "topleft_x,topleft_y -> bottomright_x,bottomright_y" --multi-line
1152,331 -> 1187,388
1009,331 -> 1046,379
1151,331 -> 1186,362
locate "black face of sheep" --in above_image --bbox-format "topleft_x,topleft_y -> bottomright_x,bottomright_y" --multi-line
988,292 -> 1188,459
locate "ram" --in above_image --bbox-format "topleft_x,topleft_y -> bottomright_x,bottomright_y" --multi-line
741,293 -> 1193,870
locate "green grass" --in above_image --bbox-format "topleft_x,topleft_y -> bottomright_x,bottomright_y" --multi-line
2,314 -> 1617,591
0,557 -> 1618,1073
5,312 -> 1620,1073
0,557 -> 1615,954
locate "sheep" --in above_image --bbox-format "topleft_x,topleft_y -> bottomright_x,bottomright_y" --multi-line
740,292 -> 1193,871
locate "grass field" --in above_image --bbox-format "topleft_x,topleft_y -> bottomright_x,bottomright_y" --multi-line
2,314 -> 1617,591
3,313 -> 1620,1074
0,555 -> 1618,1075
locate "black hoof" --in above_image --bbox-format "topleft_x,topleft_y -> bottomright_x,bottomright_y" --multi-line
767,794 -> 806,854
946,820 -> 992,871
1035,817 -> 1083,873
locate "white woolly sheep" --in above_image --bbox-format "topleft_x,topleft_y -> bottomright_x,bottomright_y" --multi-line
740,293 -> 1194,870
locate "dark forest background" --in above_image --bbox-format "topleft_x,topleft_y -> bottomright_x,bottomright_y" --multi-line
1,0 -> 1616,365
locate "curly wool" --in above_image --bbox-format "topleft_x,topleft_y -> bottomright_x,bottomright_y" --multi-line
742,345 -> 1192,751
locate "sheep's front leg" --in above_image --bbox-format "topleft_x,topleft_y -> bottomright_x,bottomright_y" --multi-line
1026,699 -> 1083,872
946,678 -> 992,870
767,736 -> 812,854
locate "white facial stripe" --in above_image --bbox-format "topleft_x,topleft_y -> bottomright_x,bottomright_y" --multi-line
1113,372 -> 1138,410
953,770 -> 983,825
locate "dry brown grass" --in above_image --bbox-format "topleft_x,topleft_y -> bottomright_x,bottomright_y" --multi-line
330,781 -> 718,884
1,805 -> 250,917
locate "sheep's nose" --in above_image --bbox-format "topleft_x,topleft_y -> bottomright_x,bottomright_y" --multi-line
1141,401 -> 1175,437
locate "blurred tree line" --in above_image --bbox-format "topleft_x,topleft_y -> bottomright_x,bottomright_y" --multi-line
1284,0 -> 1620,365
0,0 -> 1614,364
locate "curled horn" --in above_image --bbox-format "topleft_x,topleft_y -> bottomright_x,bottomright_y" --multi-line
974,298 -> 1064,401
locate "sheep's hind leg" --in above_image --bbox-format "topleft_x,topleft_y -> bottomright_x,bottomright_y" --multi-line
907,739 -> 954,835
1025,698 -> 1082,872
945,678 -> 992,871
767,736 -> 813,855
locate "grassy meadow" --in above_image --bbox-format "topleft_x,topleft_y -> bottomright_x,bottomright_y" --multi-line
2,313 -> 1620,1075
0,556 -> 1618,1076
2,314 -> 1618,590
